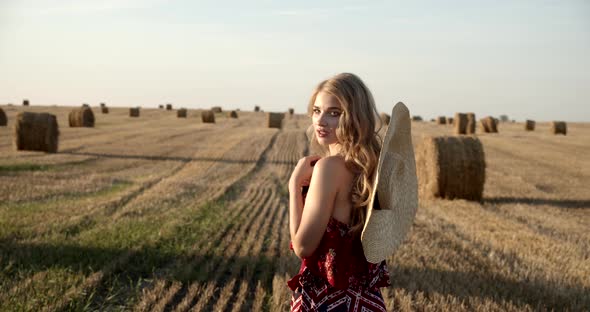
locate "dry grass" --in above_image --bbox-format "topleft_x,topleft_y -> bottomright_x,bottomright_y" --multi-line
525,120 -> 535,131
201,110 -> 215,123
454,113 -> 467,135
177,108 -> 187,118
0,104 -> 588,311
0,108 -> 6,126
13,111 -> 59,153
267,112 -> 284,129
551,121 -> 567,135
69,107 -> 95,127
416,136 -> 485,201
129,107 -> 140,117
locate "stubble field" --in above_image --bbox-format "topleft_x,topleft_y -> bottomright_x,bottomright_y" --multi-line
0,105 -> 588,311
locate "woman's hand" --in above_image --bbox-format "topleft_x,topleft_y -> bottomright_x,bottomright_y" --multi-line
289,155 -> 322,191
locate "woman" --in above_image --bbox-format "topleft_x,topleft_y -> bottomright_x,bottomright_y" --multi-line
288,73 -> 390,312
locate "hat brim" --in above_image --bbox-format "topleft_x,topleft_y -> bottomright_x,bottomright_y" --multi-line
361,102 -> 418,263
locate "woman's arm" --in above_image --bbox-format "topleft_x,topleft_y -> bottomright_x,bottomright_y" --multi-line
288,181 -> 305,247
289,157 -> 340,258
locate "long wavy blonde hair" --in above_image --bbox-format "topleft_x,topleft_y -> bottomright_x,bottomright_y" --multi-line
307,73 -> 382,238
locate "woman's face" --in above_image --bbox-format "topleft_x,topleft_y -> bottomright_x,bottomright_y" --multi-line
312,91 -> 342,146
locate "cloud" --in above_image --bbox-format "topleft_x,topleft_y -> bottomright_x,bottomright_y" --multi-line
271,5 -> 370,18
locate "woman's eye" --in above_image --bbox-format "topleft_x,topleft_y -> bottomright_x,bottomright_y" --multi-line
330,111 -> 341,117
313,108 -> 320,114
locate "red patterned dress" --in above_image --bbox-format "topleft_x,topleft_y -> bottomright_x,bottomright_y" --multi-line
287,192 -> 391,311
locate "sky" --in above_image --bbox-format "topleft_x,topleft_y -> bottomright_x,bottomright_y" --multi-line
1,0 -> 589,121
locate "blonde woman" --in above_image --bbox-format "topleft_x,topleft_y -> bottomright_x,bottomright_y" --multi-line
288,73 -> 390,311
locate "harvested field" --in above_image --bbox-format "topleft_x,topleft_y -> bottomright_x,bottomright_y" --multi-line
0,105 -> 589,311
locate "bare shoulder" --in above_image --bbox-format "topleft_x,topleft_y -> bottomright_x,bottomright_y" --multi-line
314,156 -> 353,180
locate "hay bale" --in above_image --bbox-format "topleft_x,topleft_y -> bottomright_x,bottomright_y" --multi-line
211,106 -> 222,113
525,119 -> 535,131
380,112 -> 391,125
416,136 -> 485,201
166,104 -> 172,110
436,116 -> 446,125
100,102 -> 106,107
0,108 -> 6,126
229,110 -> 238,118
82,103 -> 89,108
551,121 -> 567,135
254,105 -> 260,112
159,104 -> 164,109
201,110 -> 215,123
68,107 -> 95,127
267,112 -> 284,129
101,107 -> 109,114
288,108 -> 294,115
480,116 -> 498,133
177,108 -> 187,118
454,113 -> 468,135
447,117 -> 454,125
412,115 -> 423,121
14,112 -> 59,153
129,107 -> 140,117
466,113 -> 476,134
23,99 -> 29,106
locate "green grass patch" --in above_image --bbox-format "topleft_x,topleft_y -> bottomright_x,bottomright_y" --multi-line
0,158 -> 100,176
0,180 -> 134,240
0,163 -> 52,173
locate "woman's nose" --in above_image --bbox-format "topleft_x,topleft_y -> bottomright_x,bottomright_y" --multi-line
316,114 -> 328,126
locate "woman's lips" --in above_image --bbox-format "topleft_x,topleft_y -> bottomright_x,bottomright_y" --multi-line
317,129 -> 329,138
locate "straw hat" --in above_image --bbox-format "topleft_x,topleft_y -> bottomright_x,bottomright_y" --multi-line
361,102 -> 418,263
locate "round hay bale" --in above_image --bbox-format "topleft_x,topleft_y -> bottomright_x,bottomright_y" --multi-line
177,108 -> 187,118
14,112 -> 59,153
466,113 -> 476,134
480,116 -> 498,133
447,117 -> 454,125
166,104 -> 172,110
100,102 -> 106,107
0,108 -> 7,126
201,110 -> 215,123
229,110 -> 238,118
211,106 -> 222,113
129,107 -> 140,117
288,108 -> 294,115
551,121 -> 567,135
159,104 -> 164,109
82,103 -> 89,108
101,106 -> 109,114
436,116 -> 446,125
525,119 -> 535,131
23,99 -> 30,106
267,112 -> 284,129
412,115 -> 423,121
454,113 -> 468,135
68,107 -> 95,127
254,105 -> 260,112
416,136 -> 485,201
380,112 -> 391,126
